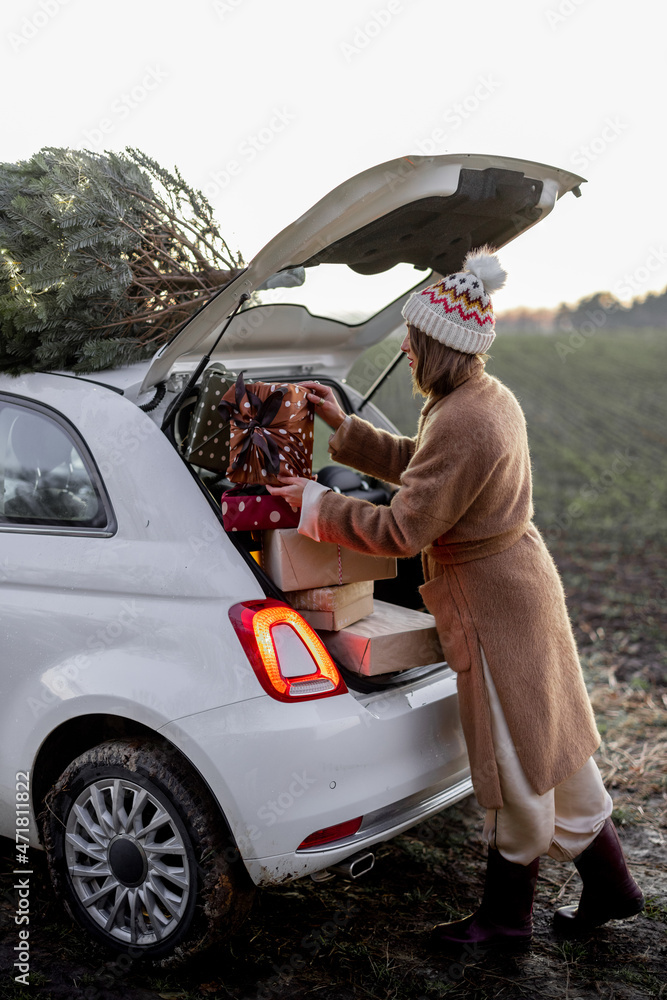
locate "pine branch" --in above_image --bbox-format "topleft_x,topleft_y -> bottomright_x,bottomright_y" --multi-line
0,146 -> 245,373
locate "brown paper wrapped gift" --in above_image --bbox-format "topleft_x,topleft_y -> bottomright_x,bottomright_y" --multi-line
219,374 -> 314,486
285,580 -> 374,631
319,599 -> 443,676
261,529 -> 396,592
183,364 -> 236,471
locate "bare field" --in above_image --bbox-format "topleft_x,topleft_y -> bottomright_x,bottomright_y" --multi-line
1,330 -> 665,998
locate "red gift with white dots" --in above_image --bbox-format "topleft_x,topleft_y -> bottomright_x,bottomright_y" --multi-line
219,487 -> 300,531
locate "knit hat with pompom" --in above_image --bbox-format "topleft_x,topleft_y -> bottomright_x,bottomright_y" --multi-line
401,246 -> 507,354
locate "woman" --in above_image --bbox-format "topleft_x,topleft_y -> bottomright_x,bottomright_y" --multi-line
267,247 -> 643,952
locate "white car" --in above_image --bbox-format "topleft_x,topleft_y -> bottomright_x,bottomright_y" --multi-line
0,153 -> 584,962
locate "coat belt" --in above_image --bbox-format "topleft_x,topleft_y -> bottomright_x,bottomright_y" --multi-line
427,522 -> 531,565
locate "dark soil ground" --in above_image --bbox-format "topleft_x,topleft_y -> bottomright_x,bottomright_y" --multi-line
2,330 -> 666,997
1,541 -> 665,1000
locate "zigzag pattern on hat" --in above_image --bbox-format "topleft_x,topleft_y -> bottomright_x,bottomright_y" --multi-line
424,282 -> 494,327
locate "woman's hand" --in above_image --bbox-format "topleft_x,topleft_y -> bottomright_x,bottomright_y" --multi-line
266,476 -> 310,509
301,381 -> 347,430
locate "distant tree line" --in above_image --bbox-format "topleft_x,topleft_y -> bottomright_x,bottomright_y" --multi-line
496,287 -> 667,334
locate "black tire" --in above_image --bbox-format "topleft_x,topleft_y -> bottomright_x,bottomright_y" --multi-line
40,738 -> 254,964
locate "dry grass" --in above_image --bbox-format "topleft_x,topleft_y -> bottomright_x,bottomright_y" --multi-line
588,673 -> 667,828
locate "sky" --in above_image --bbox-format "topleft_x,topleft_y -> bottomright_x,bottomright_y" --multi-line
2,0 -> 666,314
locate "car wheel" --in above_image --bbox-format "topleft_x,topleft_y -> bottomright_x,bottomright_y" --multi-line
40,738 -> 254,963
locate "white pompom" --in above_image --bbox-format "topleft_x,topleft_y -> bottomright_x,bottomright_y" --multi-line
463,246 -> 507,294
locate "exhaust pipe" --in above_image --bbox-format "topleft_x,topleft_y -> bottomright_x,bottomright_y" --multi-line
331,850 -> 375,879
310,850 -> 375,883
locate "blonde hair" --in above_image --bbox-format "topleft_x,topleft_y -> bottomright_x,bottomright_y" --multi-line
408,324 -> 487,398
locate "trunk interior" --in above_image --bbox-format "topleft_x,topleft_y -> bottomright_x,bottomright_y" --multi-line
167,366 -> 447,692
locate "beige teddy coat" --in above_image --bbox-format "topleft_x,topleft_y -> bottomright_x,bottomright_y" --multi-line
316,369 -> 600,809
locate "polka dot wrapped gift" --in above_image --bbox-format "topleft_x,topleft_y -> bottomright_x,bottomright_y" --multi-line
218,373 -> 315,486
182,363 -> 237,472
219,486 -> 300,531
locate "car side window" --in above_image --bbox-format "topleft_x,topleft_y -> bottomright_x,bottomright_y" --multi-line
346,335 -> 423,439
0,399 -> 108,530
311,411 -> 335,473
309,387 -> 394,497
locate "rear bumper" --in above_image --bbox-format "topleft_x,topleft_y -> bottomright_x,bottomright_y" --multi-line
160,665 -> 470,885
246,773 -> 473,885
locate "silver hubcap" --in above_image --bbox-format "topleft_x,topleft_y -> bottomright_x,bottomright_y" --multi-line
64,776 -> 191,947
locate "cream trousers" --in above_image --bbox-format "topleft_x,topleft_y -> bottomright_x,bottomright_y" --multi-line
481,647 -> 613,866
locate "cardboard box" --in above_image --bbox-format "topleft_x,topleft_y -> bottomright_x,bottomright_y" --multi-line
287,581 -> 374,631
285,579 -> 374,612
319,599 -> 443,676
262,529 -> 396,592
298,594 -> 374,631
286,581 -> 374,629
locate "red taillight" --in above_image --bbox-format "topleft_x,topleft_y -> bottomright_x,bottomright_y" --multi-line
229,600 -> 347,703
297,816 -> 363,850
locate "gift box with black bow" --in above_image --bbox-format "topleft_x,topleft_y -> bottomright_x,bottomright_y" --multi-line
218,373 -> 314,485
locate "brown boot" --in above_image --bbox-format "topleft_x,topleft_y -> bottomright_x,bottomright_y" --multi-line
430,847 -> 539,954
553,818 -> 644,934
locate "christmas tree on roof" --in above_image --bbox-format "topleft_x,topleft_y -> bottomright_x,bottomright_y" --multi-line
0,146 -> 244,374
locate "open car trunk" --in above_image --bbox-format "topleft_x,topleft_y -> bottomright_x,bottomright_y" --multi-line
151,152 -> 586,687
173,368 -> 435,692
138,153 -> 585,396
